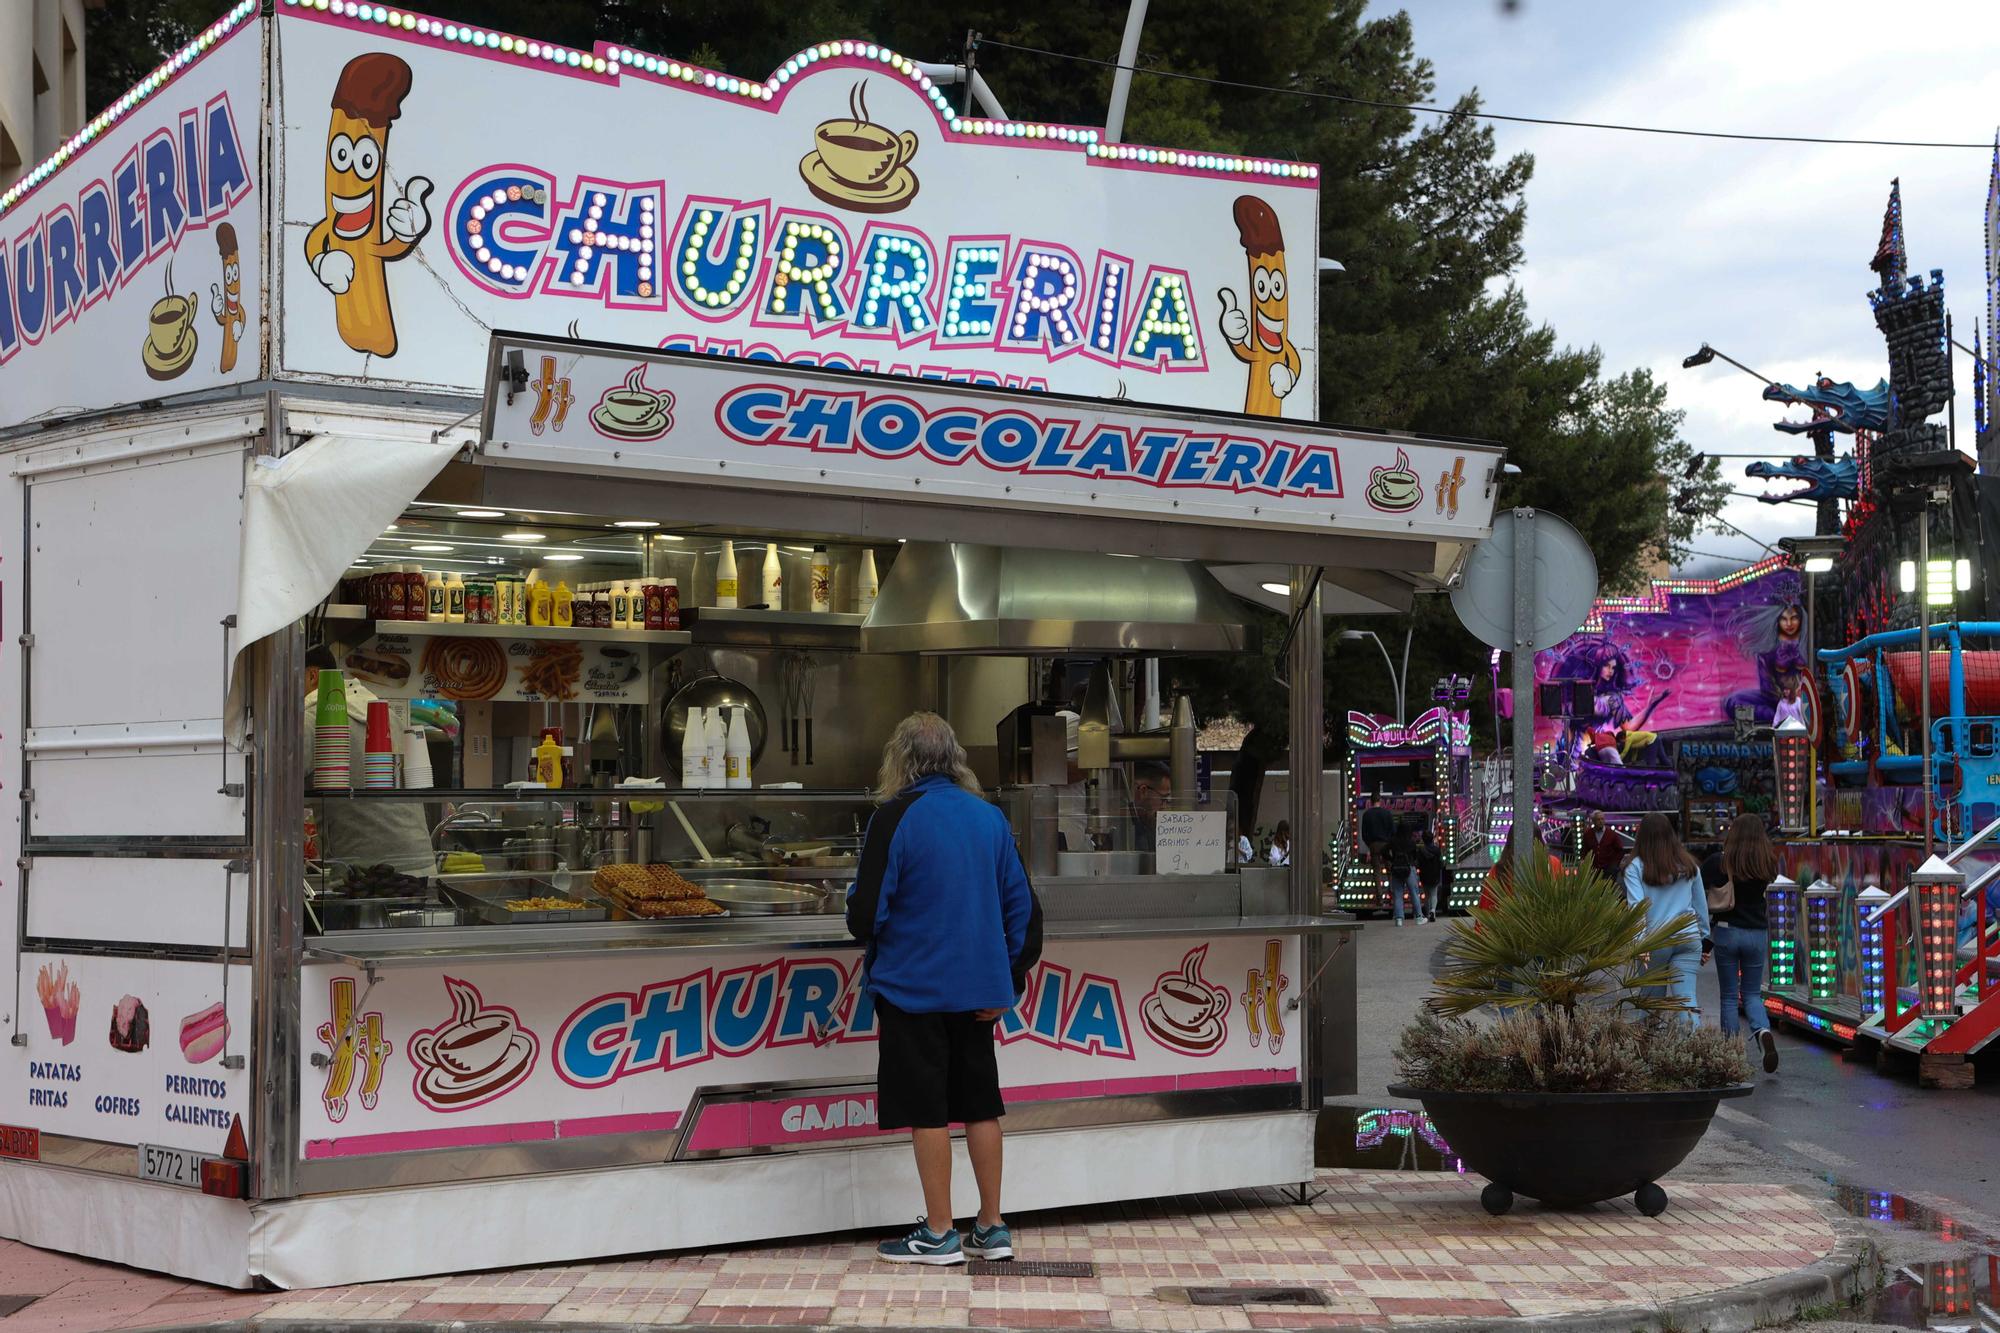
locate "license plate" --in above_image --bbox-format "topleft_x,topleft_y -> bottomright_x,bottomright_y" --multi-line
0,1124 -> 38,1161
138,1143 -> 208,1188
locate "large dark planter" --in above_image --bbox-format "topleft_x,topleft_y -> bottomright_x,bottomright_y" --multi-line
1386,1082 -> 1754,1217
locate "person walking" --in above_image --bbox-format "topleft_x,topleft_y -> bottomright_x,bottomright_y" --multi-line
1622,813 -> 1711,1022
1416,826 -> 1444,921
1704,816 -> 1781,1073
847,712 -> 1042,1265
1387,815 -> 1424,925
1582,811 -> 1626,880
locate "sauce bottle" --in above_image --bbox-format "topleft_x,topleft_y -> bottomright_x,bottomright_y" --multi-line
714,542 -> 739,609
426,569 -> 447,623
760,543 -> 783,610
445,572 -> 466,623
552,577 -> 574,628
810,545 -> 832,613
534,728 -> 565,788
403,564 -> 427,621
725,706 -> 752,788
859,549 -> 880,609
611,580 -> 632,630
528,577 -> 552,627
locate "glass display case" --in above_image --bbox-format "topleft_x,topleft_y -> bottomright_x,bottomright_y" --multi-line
305,789 -> 878,937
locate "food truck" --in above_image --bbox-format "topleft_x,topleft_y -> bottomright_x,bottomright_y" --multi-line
0,2 -> 1501,1288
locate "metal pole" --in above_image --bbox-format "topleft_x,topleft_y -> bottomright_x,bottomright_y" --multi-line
1103,0 -> 1150,144
1806,567 -> 1819,837
1920,508 -> 1934,855
1511,509 -> 1537,869
1366,633 -> 1399,720
1398,626 -> 1412,724
1288,565 -> 1323,918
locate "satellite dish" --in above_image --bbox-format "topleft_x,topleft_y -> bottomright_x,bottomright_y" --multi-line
1451,510 -> 1598,652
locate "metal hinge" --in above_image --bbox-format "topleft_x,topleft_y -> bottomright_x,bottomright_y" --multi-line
225,857 -> 251,875
16,788 -> 31,804
9,1034 -> 26,1047
218,784 -> 245,798
16,633 -> 32,648
219,1054 -> 246,1071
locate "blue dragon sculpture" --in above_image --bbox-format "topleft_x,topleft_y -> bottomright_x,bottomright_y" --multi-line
1761,376 -> 1890,434
1744,455 -> 1859,503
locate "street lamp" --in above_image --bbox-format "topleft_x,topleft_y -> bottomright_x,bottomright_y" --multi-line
1680,343 -> 1774,384
1339,628 -> 1408,723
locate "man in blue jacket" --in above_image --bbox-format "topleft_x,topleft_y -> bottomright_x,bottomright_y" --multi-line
847,712 -> 1042,1265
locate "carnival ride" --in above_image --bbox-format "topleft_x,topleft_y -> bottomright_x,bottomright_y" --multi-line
1333,706 -> 1489,914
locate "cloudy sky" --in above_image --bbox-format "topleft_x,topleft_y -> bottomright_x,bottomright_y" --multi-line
1381,0 -> 1998,577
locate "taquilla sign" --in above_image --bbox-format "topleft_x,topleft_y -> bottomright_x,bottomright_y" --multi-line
274,4 -> 1321,418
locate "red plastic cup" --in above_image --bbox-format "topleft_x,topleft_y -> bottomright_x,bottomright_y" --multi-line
364,701 -> 394,755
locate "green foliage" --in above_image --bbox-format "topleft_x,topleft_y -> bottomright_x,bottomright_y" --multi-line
1429,858 -> 1695,1018
1396,857 -> 1750,1093
1396,1006 -> 1751,1095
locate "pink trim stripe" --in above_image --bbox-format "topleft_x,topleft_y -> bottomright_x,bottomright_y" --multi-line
305,1118 -> 556,1159
556,1109 -> 683,1139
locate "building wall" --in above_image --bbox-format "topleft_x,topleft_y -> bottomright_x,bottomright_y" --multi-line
0,0 -> 85,190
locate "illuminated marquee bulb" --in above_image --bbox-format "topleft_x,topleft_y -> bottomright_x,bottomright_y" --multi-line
769,219 -> 847,323
1765,875 -> 1800,990
856,231 -> 934,336
1003,247 -> 1084,350
1803,879 -> 1839,1002
1127,271 -> 1200,365
941,244 -> 1002,340
673,207 -> 759,312
1856,884 -> 1890,1015
1090,260 -> 1130,353
1909,855 -> 1961,1021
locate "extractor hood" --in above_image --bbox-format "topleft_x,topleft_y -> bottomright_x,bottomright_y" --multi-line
859,542 -> 1254,655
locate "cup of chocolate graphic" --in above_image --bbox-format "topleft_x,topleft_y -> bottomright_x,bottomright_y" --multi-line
428,1012 -> 513,1078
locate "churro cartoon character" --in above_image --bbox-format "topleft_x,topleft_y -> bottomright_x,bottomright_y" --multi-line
209,221 -> 245,373
1217,195 -> 1301,418
303,53 -> 433,357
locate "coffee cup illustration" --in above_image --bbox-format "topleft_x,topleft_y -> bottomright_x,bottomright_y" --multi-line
1141,945 -> 1230,1055
142,262 -> 200,381
409,977 -> 537,1110
1366,447 -> 1423,513
799,81 -> 920,214
589,364 -> 675,442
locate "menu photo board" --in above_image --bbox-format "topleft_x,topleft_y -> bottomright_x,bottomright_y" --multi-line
343,631 -> 649,704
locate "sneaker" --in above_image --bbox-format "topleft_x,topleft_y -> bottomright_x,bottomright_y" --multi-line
877,1221 -> 964,1265
966,1221 -> 1014,1261
1393,919 -> 1403,927
1758,1028 -> 1780,1074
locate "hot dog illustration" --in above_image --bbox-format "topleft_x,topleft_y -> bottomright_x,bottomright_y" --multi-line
179,1001 -> 230,1064
303,54 -> 432,357
1217,195 -> 1301,418
209,222 -> 245,373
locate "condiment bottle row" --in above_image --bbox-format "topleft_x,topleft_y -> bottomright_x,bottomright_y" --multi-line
345,566 -> 683,631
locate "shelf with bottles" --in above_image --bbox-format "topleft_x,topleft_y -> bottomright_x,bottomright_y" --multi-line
323,612 -> 690,647
676,606 -> 867,651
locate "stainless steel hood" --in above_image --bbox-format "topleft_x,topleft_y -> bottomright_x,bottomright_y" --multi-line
859,542 -> 1254,655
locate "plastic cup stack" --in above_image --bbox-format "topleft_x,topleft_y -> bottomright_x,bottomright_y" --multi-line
401,726 -> 433,790
362,701 -> 397,789
313,669 -> 351,790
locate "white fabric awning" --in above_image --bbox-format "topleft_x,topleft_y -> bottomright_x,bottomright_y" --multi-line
227,433 -> 458,740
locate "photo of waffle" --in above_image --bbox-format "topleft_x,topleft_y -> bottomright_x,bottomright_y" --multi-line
36,961 -> 80,1045
109,994 -> 152,1053
593,864 -> 726,918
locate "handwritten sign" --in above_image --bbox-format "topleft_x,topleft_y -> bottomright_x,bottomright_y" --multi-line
1155,810 -> 1226,875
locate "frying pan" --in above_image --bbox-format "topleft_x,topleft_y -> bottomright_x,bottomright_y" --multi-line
663,673 -> 769,767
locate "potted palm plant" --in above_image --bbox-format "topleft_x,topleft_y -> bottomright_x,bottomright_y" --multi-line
1387,857 -> 1752,1217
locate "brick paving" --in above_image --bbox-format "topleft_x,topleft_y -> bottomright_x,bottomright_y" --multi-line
0,1170 -> 1838,1330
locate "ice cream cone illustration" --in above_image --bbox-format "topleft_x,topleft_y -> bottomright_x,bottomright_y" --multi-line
1217,196 -> 1301,418
303,53 -> 433,357
210,221 -> 245,373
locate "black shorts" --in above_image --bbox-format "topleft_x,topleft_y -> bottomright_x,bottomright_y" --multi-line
874,995 -> 1006,1131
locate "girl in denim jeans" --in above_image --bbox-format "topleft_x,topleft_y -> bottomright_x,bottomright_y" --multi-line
1703,816 -> 1780,1073
1622,814 -> 1711,1022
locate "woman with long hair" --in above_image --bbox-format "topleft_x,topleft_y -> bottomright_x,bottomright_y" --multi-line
1622,813 -> 1712,1021
1705,816 -> 1781,1073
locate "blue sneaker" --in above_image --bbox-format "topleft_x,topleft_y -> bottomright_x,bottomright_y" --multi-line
965,1221 -> 1013,1261
877,1220 -> 964,1265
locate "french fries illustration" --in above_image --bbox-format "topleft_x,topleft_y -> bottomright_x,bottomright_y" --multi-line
1240,939 -> 1291,1054
303,53 -> 432,357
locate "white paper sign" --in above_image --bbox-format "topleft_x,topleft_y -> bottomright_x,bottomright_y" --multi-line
1155,810 -> 1227,875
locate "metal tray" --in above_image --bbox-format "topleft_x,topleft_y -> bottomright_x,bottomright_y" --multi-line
696,878 -> 833,915
440,882 -> 609,924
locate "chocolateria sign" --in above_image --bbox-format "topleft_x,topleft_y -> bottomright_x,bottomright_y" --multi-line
273,4 -> 1321,418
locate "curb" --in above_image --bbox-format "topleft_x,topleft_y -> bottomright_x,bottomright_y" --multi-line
137,1227 -> 1882,1333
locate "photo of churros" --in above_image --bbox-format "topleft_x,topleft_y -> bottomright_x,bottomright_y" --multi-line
517,641 -> 583,701
420,637 -> 508,700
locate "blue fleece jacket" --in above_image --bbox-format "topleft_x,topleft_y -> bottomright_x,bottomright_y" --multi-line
1623,857 -> 1712,946
845,774 -> 1041,1013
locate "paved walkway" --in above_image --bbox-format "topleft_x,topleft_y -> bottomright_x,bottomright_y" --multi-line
0,1170 -> 1841,1330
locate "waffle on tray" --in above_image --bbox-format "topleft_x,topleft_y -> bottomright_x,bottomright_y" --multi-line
594,863 -> 704,902
623,896 -> 726,919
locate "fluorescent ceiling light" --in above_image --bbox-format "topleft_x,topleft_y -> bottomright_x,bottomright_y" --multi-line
545,553 -> 585,563
457,508 -> 506,518
501,532 -> 546,543
1260,582 -> 1290,596
410,543 -> 455,553
612,520 -> 659,529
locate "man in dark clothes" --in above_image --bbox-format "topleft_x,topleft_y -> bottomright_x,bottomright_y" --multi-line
1359,802 -> 1395,872
1416,827 -> 1445,920
847,713 -> 1042,1264
1387,815 -> 1424,924
1581,811 -> 1626,880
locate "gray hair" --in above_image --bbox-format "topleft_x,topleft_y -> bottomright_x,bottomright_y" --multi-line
876,711 -> 981,800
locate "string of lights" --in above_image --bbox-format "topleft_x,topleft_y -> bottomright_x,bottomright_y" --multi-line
979,37 -> 1997,151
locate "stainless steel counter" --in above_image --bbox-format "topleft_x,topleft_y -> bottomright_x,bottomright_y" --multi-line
306,914 -> 1356,971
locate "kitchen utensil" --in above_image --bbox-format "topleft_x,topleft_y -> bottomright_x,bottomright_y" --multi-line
663,673 -> 767,767
697,879 -> 830,915
800,656 -> 818,765
667,801 -> 714,862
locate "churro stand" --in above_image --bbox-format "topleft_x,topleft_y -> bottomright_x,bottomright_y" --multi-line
0,3 -> 1500,1287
